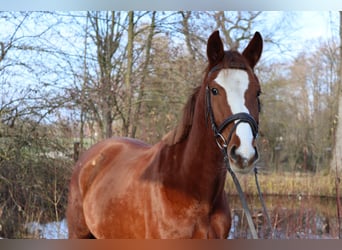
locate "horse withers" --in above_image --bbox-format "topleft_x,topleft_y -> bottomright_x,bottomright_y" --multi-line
67,30 -> 263,239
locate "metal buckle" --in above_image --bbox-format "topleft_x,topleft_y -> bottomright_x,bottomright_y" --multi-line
215,133 -> 228,150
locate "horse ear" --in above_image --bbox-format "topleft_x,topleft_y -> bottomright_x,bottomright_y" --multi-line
242,32 -> 263,69
207,30 -> 224,66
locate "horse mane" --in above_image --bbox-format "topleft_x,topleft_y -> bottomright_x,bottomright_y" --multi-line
162,51 -> 247,146
162,86 -> 201,146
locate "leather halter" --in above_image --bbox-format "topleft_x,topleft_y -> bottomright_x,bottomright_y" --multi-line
206,53 -> 259,149
205,83 -> 259,150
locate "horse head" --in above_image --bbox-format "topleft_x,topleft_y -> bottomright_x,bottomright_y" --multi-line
205,30 -> 263,174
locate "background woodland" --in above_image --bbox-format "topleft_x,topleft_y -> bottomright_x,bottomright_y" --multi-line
0,11 -> 341,238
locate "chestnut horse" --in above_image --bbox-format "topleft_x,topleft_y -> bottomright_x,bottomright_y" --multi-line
67,30 -> 263,239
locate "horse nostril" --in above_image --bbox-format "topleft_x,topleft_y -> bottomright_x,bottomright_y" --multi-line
230,145 -> 238,162
254,147 -> 259,161
229,145 -> 259,167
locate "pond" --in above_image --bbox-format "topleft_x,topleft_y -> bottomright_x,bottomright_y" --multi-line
25,195 -> 340,239
228,195 -> 341,239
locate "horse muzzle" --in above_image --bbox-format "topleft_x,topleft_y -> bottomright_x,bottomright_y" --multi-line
228,145 -> 259,173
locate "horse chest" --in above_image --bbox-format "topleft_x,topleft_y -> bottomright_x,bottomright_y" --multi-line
147,197 -> 230,239
145,186 -> 231,239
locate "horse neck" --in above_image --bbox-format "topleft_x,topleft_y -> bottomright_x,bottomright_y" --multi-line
160,87 -> 227,202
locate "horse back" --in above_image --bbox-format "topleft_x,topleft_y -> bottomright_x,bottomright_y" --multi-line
71,137 -> 152,197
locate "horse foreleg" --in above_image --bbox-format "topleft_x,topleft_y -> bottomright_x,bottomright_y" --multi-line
66,181 -> 95,239
209,194 -> 231,239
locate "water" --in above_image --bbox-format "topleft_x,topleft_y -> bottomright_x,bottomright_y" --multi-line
25,196 -> 340,239
25,219 -> 68,239
228,195 -> 340,239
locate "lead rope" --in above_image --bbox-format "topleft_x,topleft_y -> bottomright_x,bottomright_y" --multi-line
206,86 -> 273,238
221,139 -> 274,239
254,167 -> 274,238
223,147 -> 274,239
221,147 -> 259,239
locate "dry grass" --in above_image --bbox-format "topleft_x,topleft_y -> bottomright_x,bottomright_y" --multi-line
225,171 -> 337,198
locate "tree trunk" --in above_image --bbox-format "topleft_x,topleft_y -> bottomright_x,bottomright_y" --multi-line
331,11 -> 342,174
122,11 -> 134,137
180,11 -> 196,60
131,11 -> 156,138
79,13 -> 89,150
330,11 -> 342,239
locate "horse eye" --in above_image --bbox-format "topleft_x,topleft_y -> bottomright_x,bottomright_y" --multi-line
211,88 -> 219,96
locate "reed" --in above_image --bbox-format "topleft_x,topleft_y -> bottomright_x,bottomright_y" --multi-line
225,171 -> 337,198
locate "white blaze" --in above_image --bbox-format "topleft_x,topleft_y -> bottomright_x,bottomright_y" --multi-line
215,69 -> 255,161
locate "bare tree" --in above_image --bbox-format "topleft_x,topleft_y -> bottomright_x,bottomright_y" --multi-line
72,11 -> 159,141
78,11 -> 125,140
0,12 -> 79,238
122,11 -> 134,137
131,11 -> 156,138
213,11 -> 262,50
331,11 -> 342,173
330,11 -> 342,239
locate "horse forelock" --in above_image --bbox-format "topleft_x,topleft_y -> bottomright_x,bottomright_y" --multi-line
207,51 -> 250,73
